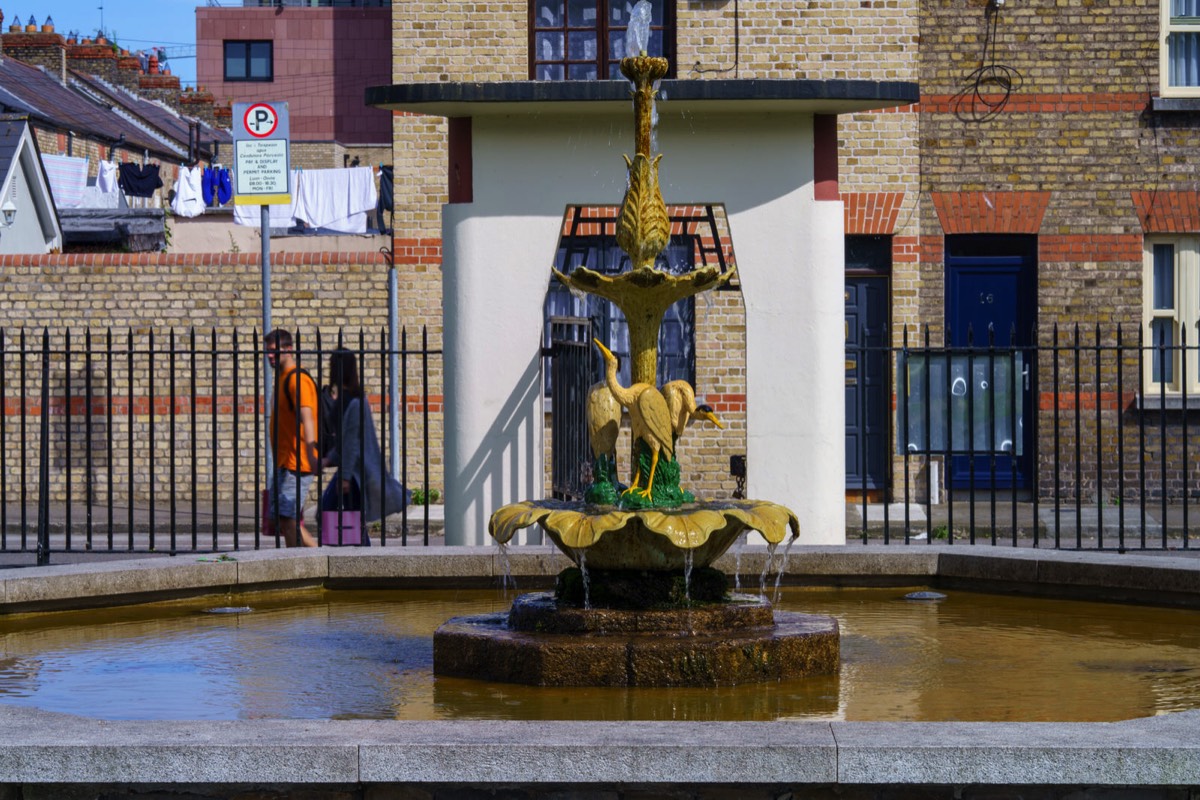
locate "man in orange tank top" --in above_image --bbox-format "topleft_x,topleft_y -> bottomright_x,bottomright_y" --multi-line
265,328 -> 320,547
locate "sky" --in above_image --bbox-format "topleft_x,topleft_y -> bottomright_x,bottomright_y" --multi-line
30,0 -> 199,86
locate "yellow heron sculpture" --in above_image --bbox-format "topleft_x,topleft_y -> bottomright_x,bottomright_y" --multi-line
662,379 -> 724,441
593,338 -> 673,499
586,380 -> 622,481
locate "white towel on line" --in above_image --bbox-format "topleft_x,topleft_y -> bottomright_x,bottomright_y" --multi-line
292,166 -> 377,234
233,169 -> 299,228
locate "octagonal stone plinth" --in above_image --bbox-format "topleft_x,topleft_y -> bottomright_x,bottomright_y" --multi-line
433,592 -> 839,687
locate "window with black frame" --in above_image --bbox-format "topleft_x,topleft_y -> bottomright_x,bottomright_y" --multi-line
224,40 -> 273,82
530,0 -> 674,80
544,233 -> 696,396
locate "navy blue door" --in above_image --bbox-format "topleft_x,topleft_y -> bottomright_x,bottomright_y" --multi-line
945,236 -> 1036,489
845,276 -> 888,492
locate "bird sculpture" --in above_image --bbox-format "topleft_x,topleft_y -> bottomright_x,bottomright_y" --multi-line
592,338 -> 673,500
662,380 -> 724,441
586,380 -> 622,484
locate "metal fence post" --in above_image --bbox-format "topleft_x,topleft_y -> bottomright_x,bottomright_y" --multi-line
35,329 -> 51,566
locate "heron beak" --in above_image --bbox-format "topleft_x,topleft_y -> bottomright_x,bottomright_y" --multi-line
592,338 -> 614,360
697,404 -> 724,429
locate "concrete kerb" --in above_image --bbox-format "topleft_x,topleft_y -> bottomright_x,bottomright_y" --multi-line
3,547 -> 1200,790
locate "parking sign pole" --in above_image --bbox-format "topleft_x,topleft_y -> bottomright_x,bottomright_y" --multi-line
232,100 -> 290,491
262,203 -> 274,477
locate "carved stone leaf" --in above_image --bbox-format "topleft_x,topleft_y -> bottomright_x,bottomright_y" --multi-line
639,508 -> 731,549
722,501 -> 800,545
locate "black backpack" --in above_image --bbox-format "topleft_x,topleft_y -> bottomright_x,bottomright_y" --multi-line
278,368 -> 340,460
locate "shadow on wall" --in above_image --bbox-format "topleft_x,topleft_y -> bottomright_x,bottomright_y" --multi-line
452,351 -> 544,544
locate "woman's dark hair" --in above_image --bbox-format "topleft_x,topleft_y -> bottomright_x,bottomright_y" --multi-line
329,349 -> 363,400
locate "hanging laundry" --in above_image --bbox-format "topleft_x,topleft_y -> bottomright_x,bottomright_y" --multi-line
117,163 -> 163,198
96,160 -> 118,194
170,165 -> 206,218
233,169 -> 299,228
375,165 -> 393,233
217,168 -> 233,206
40,154 -> 89,209
293,166 -> 377,234
201,166 -> 216,206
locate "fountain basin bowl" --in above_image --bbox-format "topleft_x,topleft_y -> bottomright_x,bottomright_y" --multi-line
433,591 -> 839,687
489,499 -> 800,572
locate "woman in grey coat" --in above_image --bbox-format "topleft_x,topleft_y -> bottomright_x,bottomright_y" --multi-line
320,349 -> 410,544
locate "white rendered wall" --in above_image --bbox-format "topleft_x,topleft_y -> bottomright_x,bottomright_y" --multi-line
443,109 -> 845,545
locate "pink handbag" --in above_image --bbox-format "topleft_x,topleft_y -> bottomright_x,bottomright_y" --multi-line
261,489 -> 273,537
320,510 -> 363,546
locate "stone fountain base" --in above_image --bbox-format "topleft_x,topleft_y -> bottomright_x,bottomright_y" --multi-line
433,592 -> 839,687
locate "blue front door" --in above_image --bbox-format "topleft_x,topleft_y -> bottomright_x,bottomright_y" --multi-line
945,236 -> 1036,489
845,276 -> 889,492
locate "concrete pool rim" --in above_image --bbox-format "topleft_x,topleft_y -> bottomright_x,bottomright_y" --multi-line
2,545 -> 1200,791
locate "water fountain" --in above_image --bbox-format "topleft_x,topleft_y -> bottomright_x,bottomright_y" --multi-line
432,4 -> 839,688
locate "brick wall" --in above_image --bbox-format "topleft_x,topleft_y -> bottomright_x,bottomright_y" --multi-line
920,0 -> 1200,502
0,254 -> 444,505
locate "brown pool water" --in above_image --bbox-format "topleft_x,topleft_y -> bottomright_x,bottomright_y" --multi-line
2,586 -> 1199,722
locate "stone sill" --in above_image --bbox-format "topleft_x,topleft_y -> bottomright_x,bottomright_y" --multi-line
1151,96 -> 1200,112
1138,392 -> 1200,410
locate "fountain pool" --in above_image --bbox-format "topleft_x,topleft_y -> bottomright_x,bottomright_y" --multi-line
4,584 -> 1200,723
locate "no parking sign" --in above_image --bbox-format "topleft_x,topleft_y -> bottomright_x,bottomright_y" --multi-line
232,101 -> 291,205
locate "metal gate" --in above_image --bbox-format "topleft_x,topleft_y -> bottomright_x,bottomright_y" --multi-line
548,316 -> 592,500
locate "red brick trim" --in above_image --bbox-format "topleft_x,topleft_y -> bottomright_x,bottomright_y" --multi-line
863,103 -> 918,114
921,92 -> 1146,114
0,252 -> 393,267
4,393 -> 442,417
391,239 -> 443,265
700,393 -> 746,414
844,192 -> 905,235
893,235 -> 919,264
1040,234 -> 1142,263
930,191 -> 1050,234
1131,191 -> 1200,233
1038,391 -> 1134,412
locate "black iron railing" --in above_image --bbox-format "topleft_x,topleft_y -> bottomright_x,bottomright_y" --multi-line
849,324 -> 1199,549
548,316 -> 592,501
0,327 -> 441,564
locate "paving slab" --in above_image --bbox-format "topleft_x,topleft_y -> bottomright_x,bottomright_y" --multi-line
776,545 -> 940,578
1038,506 -> 1162,536
937,548 -> 1042,584
0,706 -> 360,784
357,720 -> 838,784
326,546 -> 496,582
233,547 -> 329,587
1,556 -> 239,608
832,712 -> 1200,785
846,503 -> 928,523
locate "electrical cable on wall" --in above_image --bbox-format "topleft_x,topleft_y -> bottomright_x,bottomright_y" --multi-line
691,0 -> 739,77
953,0 -> 1021,122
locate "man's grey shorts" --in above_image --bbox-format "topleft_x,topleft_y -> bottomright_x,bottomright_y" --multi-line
267,469 -> 316,520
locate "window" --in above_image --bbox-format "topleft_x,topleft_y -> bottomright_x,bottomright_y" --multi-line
1162,0 -> 1200,96
544,234 -> 695,395
224,41 -> 273,82
1143,237 -> 1200,392
530,0 -> 674,80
